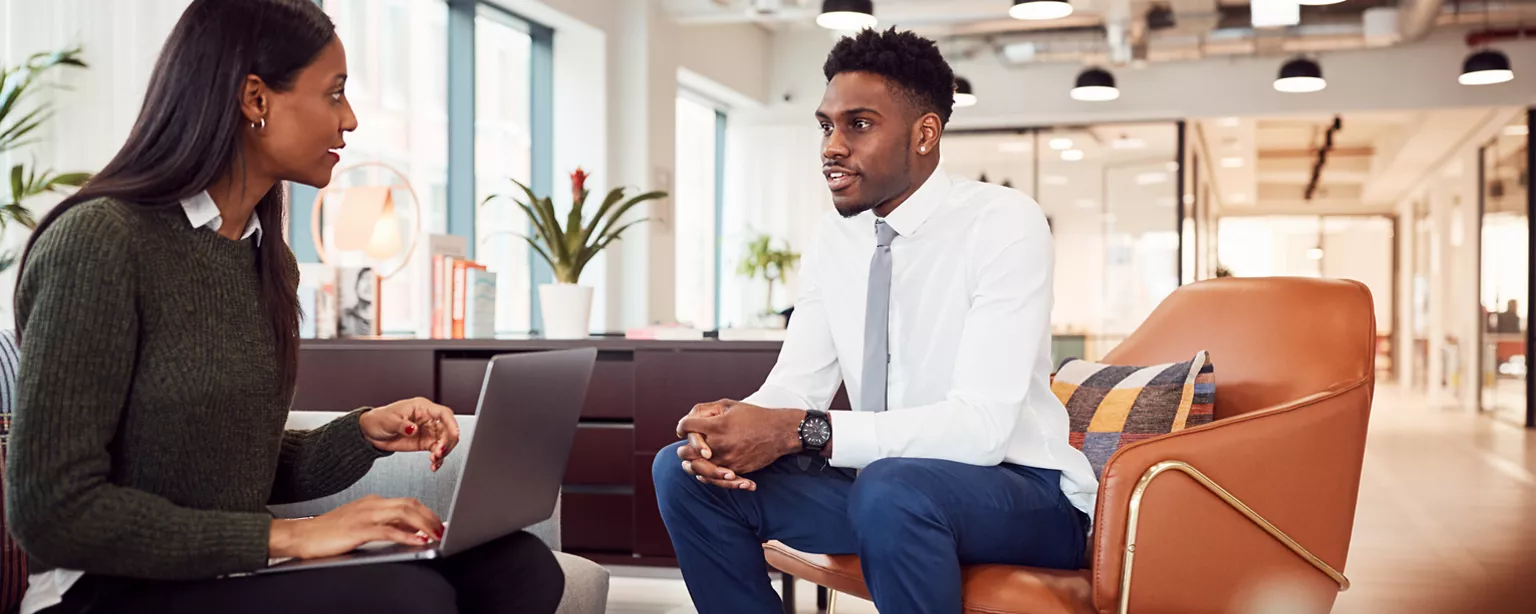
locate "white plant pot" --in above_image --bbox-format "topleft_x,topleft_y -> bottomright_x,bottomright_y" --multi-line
539,283 -> 593,340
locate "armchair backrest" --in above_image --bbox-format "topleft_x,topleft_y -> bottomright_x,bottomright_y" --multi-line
1103,277 -> 1377,420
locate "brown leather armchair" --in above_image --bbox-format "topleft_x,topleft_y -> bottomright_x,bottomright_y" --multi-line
764,277 -> 1375,614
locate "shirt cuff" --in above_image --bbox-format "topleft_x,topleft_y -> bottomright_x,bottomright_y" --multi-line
827,410 -> 880,469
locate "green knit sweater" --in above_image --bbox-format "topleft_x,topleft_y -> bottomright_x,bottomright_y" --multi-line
4,197 -> 387,580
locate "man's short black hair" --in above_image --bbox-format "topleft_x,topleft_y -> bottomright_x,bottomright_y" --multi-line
822,28 -> 955,126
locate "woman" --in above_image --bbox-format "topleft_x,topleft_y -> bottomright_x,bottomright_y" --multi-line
3,1 -> 563,612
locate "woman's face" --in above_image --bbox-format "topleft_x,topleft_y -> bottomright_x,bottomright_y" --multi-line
257,36 -> 358,188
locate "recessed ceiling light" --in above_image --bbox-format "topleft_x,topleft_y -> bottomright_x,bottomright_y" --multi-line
1218,117 -> 1241,127
1221,157 -> 1245,168
1165,161 -> 1180,172
816,0 -> 877,31
1043,174 -> 1069,185
1307,248 -> 1324,260
1136,172 -> 1168,185
1505,124 -> 1530,137
1251,0 -> 1300,28
1049,138 -> 1074,150
1061,149 -> 1085,161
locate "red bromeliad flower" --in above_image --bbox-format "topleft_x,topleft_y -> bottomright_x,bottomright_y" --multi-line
570,167 -> 589,204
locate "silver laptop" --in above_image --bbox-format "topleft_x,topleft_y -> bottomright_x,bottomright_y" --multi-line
245,348 -> 597,575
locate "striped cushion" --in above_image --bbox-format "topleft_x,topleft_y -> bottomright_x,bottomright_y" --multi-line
1,329 -> 26,613
1051,351 -> 1215,479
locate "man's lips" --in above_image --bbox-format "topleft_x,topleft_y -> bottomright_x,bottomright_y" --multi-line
825,168 -> 856,192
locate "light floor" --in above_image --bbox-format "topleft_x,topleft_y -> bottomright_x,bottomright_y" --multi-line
606,384 -> 1536,614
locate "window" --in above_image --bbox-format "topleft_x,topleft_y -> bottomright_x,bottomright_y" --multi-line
321,0 -> 449,335
474,6 -> 535,333
674,94 -> 724,330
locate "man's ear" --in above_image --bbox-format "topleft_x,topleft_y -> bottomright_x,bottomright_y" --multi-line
915,113 -> 942,155
239,75 -> 269,125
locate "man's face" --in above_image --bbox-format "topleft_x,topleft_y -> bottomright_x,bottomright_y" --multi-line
816,71 -> 918,218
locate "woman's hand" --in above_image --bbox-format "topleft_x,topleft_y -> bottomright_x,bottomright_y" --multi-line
359,397 -> 460,472
269,495 -> 445,560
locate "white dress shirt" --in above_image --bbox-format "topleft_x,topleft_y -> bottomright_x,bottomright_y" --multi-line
20,191 -> 262,614
742,167 -> 1099,519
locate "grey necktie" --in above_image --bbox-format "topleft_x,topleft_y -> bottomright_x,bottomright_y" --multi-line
861,220 -> 898,413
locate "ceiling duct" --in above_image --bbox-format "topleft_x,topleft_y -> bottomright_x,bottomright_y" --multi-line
1397,0 -> 1446,42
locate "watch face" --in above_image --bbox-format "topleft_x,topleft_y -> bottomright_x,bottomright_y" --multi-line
803,418 -> 831,447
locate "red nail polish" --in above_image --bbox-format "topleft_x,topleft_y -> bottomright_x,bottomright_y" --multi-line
419,536 -> 429,544
436,530 -> 445,539
404,424 -> 417,435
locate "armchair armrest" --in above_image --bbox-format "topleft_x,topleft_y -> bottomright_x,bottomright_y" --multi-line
1089,380 -> 1372,614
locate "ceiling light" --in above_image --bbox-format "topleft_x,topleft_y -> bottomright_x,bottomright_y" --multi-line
1229,192 -> 1250,204
1505,124 -> 1530,137
1275,57 -> 1326,93
1218,117 -> 1241,127
1298,0 -> 1345,5
1137,172 -> 1168,185
1049,138 -> 1074,150
1460,49 -> 1514,86
1165,161 -> 1180,172
816,0 -> 876,31
1221,157 -> 1245,168
1010,0 -> 1073,21
953,76 -> 977,108
1061,149 -> 1085,161
1070,67 -> 1120,102
1251,0 -> 1300,28
1043,174 -> 1069,185
1307,248 -> 1324,260
1112,135 -> 1146,149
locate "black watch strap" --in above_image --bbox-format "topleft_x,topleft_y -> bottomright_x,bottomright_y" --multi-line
798,409 -> 831,455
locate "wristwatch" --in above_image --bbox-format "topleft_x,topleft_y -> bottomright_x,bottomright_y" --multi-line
797,410 -> 832,455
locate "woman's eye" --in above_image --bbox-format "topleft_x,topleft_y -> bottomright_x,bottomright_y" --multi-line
331,90 -> 345,102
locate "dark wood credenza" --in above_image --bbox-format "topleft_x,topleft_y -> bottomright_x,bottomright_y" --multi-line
295,337 -> 849,566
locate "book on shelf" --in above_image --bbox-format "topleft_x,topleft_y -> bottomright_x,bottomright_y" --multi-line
297,263 -> 338,339
429,254 -> 494,340
464,268 -> 498,339
419,234 -> 468,339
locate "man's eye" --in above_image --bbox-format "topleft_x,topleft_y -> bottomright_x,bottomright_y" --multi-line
853,119 -> 871,129
819,123 -> 832,135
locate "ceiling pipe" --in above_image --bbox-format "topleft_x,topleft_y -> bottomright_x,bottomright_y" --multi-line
1397,0 -> 1446,42
1466,27 -> 1536,47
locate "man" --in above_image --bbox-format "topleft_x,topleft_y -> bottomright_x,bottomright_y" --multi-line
652,28 -> 1098,614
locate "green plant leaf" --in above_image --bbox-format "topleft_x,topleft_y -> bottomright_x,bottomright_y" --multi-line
587,190 -> 665,251
47,171 -> 89,188
509,179 -> 569,264
582,187 -> 627,242
576,218 -> 650,275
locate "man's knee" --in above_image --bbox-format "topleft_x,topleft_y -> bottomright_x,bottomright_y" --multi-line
651,441 -> 696,507
847,458 -> 947,536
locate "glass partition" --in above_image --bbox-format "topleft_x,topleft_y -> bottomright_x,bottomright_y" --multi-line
943,122 -> 1182,362
1479,112 -> 1531,426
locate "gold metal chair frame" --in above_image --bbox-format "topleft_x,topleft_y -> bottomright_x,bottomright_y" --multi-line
1117,460 -> 1351,614
795,459 -> 1350,614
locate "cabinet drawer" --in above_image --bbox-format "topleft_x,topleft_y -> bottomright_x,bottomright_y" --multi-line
565,425 -> 634,486
584,355 -> 635,419
632,452 -> 673,557
295,348 -> 435,411
561,492 -> 634,553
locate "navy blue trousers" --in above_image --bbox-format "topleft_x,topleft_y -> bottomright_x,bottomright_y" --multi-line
652,441 -> 1088,614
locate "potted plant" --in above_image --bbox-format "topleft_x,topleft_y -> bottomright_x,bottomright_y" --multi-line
0,48 -> 91,271
484,168 -> 665,339
737,233 -> 800,327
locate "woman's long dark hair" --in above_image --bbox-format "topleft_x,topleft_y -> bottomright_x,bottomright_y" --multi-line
18,0 -> 336,388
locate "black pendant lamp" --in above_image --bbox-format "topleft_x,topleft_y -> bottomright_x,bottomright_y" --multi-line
817,0 -> 876,30
1070,67 -> 1119,101
1010,0 -> 1073,21
1460,49 -> 1514,85
1274,57 -> 1326,93
953,77 -> 977,107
